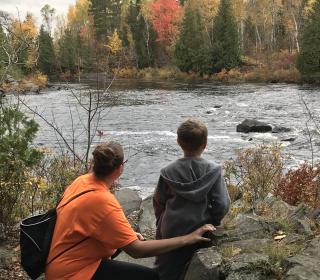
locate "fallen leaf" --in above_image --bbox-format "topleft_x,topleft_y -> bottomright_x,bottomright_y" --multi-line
274,235 -> 286,241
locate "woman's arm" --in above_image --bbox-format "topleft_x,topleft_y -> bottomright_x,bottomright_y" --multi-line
122,224 -> 215,259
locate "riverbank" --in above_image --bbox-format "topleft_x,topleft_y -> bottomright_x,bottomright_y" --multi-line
111,66 -> 301,84
0,72 -> 48,95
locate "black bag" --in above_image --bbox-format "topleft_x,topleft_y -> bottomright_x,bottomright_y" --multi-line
20,189 -> 94,280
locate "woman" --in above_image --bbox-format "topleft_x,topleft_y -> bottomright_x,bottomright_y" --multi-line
45,141 -> 215,280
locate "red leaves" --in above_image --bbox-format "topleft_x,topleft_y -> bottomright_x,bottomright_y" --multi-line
275,163 -> 320,208
149,0 -> 182,45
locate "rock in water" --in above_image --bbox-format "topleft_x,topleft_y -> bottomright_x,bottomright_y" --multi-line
272,126 -> 292,133
236,119 -> 272,133
184,248 -> 222,280
115,188 -> 142,216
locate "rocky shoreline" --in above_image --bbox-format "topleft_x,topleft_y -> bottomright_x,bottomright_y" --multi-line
0,188 -> 319,280
116,188 -> 320,280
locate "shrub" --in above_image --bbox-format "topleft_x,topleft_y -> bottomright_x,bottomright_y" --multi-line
224,143 -> 285,210
17,151 -> 84,217
32,71 -> 48,88
0,105 -> 43,229
274,162 -> 320,208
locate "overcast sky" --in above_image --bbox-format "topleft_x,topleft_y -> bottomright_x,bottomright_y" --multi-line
0,0 -> 76,26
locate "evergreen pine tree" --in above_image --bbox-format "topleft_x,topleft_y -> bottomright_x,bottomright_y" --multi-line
0,25 -> 7,73
90,0 -> 122,40
128,0 -> 157,68
174,0 -> 210,74
297,0 -> 320,78
211,0 -> 241,72
38,25 -> 56,75
58,29 -> 77,72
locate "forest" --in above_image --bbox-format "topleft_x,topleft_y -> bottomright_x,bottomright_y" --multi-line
1,0 -> 320,85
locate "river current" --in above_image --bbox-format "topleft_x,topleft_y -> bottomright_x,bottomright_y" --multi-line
16,80 -> 320,197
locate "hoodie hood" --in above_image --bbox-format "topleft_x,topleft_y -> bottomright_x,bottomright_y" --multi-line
160,157 -> 221,202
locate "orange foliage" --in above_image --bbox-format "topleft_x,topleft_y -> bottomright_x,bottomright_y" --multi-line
274,163 -> 320,208
149,0 -> 182,45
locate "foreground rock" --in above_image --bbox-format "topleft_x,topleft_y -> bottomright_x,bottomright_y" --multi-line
116,251 -> 156,268
184,248 -> 222,280
285,236 -> 320,280
138,195 -> 156,237
237,119 -> 272,133
115,188 -> 142,216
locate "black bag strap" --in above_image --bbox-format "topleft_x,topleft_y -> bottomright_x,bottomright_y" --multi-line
47,189 -> 95,265
57,189 -> 95,209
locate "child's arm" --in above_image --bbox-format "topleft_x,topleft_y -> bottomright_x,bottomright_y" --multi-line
153,176 -> 168,225
209,166 -> 231,226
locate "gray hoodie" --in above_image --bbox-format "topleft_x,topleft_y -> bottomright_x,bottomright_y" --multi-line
153,157 -> 230,280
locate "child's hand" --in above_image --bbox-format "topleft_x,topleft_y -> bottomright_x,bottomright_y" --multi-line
135,232 -> 146,241
187,224 -> 216,245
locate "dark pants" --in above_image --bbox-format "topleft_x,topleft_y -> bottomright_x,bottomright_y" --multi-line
92,259 -> 159,280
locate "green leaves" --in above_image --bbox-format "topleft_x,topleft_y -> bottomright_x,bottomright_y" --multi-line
211,0 -> 241,73
0,105 -> 42,227
297,0 -> 320,79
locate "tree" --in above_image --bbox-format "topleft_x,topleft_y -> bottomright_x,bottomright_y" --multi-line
149,0 -> 182,45
40,4 -> 55,35
58,29 -> 77,72
38,25 -> 55,75
0,105 -> 42,227
211,0 -> 241,72
128,0 -> 157,68
90,0 -> 122,40
297,0 -> 320,78
0,25 -> 7,74
174,0 -> 210,74
10,13 -> 38,74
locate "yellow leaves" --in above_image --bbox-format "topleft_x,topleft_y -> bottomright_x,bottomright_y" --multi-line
27,176 -> 47,190
105,30 -> 122,54
11,13 -> 37,40
67,0 -> 91,28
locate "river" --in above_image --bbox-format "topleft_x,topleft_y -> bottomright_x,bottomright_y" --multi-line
16,80 -> 320,197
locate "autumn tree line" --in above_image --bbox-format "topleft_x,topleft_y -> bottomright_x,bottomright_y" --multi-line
0,0 -> 320,82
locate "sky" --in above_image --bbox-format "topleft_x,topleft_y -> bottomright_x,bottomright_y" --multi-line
0,0 -> 76,26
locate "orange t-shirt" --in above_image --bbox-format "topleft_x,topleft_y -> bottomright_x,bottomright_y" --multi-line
45,173 -> 138,280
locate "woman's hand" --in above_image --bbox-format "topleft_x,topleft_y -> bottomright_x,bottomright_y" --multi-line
186,224 -> 216,245
123,224 -> 216,259
135,232 -> 146,241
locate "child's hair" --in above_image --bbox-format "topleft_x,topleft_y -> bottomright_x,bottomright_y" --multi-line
177,118 -> 208,153
92,141 -> 124,179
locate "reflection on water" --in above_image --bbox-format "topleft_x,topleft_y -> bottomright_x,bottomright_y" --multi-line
14,79 -> 320,197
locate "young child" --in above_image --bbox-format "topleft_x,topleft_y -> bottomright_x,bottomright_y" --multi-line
153,118 -> 230,280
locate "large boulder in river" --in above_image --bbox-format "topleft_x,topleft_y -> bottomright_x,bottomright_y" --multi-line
272,125 -> 292,133
237,119 -> 272,133
115,188 -> 142,216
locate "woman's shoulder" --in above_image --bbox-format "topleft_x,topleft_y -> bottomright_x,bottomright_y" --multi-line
85,189 -> 122,213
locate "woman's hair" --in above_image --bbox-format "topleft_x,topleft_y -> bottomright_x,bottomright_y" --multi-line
92,141 -> 124,179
